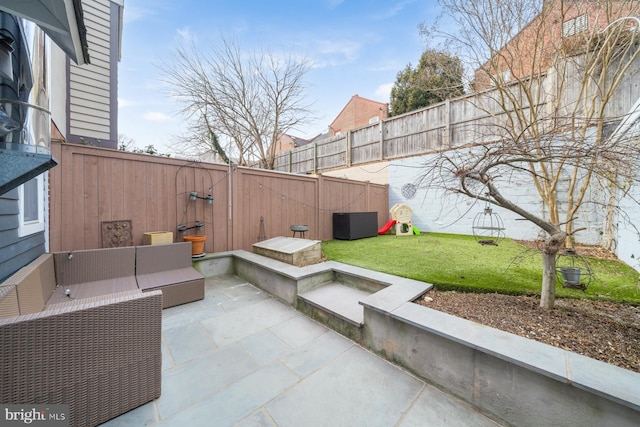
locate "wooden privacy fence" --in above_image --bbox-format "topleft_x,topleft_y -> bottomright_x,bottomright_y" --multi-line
49,141 -> 388,253
275,56 -> 640,174
274,91 -> 545,174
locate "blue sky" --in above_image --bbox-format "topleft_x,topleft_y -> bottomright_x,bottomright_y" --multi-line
118,0 -> 440,153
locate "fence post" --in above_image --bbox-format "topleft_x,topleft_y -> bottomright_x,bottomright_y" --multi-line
379,120 -> 384,161
445,98 -> 451,148
317,175 -> 323,239
313,142 -> 317,175
228,165 -> 237,250
365,180 -> 371,210
288,151 -> 292,173
346,131 -> 352,167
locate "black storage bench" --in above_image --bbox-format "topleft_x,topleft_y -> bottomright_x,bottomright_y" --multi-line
333,212 -> 378,240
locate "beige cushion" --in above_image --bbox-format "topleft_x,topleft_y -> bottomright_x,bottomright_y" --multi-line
3,254 -> 56,315
0,285 -> 19,318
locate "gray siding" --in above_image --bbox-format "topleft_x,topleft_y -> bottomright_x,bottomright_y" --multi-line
0,189 -> 45,282
67,0 -> 120,148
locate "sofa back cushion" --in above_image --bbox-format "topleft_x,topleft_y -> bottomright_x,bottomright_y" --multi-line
0,285 -> 19,318
1,254 -> 57,315
54,246 -> 136,286
136,242 -> 192,275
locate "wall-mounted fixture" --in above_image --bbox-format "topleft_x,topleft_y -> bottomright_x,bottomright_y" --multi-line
189,191 -> 213,204
176,221 -> 204,235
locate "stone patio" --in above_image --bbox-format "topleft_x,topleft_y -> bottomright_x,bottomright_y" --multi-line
100,276 -> 500,426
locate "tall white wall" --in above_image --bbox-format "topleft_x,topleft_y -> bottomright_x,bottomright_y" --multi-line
49,42 -> 68,137
388,155 -> 606,245
321,161 -> 389,185
615,184 -> 640,271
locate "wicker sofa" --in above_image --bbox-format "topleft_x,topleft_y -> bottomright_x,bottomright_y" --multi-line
0,242 -> 205,426
41,242 -> 203,309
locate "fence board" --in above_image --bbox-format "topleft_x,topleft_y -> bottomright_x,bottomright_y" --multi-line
84,155 -> 99,246
70,152 -> 85,250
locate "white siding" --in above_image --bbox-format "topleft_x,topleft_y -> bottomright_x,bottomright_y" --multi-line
69,0 -> 112,140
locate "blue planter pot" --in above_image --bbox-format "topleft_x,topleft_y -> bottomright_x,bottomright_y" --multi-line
560,267 -> 581,286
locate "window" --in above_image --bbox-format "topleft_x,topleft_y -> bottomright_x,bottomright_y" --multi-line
18,173 -> 46,236
563,14 -> 589,38
369,116 -> 380,125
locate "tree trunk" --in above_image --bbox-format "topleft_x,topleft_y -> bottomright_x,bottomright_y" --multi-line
540,232 -> 566,310
601,183 -> 618,252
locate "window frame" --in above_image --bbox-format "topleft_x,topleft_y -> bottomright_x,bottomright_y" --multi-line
563,14 -> 589,38
18,173 -> 46,237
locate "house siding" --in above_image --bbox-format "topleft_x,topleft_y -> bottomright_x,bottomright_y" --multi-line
67,0 -> 120,148
1,1 -> 121,281
0,190 -> 45,282
473,0 -> 640,91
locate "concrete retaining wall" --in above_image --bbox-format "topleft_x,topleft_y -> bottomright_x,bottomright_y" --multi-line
362,301 -> 640,427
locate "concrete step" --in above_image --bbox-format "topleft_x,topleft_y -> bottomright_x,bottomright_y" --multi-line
297,282 -> 373,342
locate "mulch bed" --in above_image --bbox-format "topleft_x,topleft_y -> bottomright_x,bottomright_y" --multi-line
416,289 -> 640,373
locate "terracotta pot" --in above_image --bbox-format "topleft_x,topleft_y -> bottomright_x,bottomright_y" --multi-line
183,235 -> 206,256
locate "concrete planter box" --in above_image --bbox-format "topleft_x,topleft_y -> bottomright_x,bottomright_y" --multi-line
253,237 -> 322,267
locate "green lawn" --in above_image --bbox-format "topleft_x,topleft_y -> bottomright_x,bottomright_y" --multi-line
322,233 -> 640,304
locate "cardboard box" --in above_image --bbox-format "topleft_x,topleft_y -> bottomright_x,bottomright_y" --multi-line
143,231 -> 174,245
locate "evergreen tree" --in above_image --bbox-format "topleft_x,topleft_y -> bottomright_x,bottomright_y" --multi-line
390,49 -> 464,116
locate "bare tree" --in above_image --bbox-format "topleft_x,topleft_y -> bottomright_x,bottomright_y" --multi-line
169,115 -> 231,164
161,37 -> 314,169
118,134 -> 136,152
419,0 -> 640,309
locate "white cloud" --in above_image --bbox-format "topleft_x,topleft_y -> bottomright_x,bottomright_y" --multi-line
369,60 -> 404,72
118,97 -> 135,108
375,83 -> 394,101
372,0 -> 416,20
122,5 -> 156,24
144,112 -> 173,122
313,39 -> 361,67
176,26 -> 197,43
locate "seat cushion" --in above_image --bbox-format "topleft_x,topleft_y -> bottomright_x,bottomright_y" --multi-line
46,277 -> 139,307
136,267 -> 203,291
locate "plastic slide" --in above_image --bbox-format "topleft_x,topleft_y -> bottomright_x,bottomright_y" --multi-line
412,226 -> 421,235
378,219 -> 397,235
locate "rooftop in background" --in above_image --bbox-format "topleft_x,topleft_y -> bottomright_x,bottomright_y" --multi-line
328,94 -> 390,137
